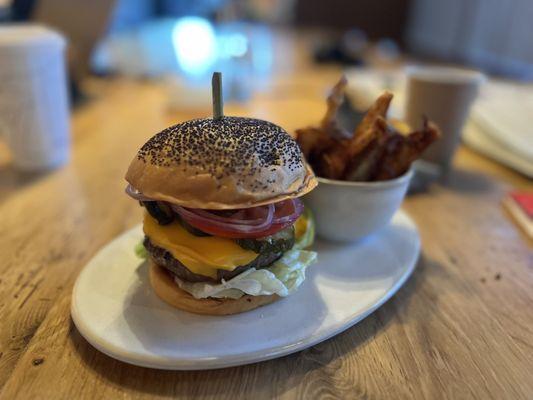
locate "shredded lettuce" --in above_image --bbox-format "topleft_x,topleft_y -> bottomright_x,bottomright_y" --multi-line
175,249 -> 317,299
134,241 -> 148,259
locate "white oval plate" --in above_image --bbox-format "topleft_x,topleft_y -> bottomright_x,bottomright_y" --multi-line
71,210 -> 420,370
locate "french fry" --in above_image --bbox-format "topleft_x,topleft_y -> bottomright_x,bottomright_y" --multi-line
343,139 -> 382,181
320,75 -> 350,139
374,119 -> 441,180
295,127 -> 321,159
343,117 -> 390,181
354,91 -> 393,136
294,76 -> 440,182
295,126 -> 336,162
347,91 -> 393,157
319,149 -> 348,180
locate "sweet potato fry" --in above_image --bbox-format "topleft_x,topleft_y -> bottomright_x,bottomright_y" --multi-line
318,147 -> 348,179
354,91 -> 393,136
374,119 -> 441,180
343,117 -> 390,181
294,76 -> 440,182
347,91 -> 393,157
295,126 -> 336,162
295,127 -> 321,159
320,75 -> 351,139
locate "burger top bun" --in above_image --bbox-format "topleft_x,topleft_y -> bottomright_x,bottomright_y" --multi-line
126,117 -> 317,209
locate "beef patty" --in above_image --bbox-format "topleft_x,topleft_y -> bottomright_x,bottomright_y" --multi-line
144,237 -> 282,283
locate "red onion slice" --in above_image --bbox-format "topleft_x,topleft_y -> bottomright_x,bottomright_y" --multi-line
272,198 -> 304,225
125,184 -> 154,202
172,203 -> 275,234
186,207 -> 270,226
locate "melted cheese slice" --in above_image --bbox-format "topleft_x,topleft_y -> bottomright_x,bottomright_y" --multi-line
143,213 -> 258,279
294,213 -> 309,240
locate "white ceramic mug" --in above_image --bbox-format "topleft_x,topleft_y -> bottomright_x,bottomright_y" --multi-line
0,25 -> 70,171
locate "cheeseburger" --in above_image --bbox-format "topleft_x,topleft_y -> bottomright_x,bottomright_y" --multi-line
125,115 -> 318,315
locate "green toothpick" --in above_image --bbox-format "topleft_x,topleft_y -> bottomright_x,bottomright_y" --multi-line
212,72 -> 223,120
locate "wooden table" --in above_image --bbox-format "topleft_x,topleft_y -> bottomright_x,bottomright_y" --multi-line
0,32 -> 532,399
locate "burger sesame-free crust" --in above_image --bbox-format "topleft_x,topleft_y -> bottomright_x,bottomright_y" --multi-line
125,117 -> 317,209
149,262 -> 280,315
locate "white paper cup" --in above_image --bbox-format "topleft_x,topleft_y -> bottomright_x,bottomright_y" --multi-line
0,25 -> 70,171
405,66 -> 485,173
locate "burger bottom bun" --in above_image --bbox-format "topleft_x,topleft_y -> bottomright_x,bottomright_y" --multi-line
149,262 -> 280,315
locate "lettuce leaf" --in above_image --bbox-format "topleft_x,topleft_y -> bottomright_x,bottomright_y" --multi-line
134,241 -> 148,259
175,249 -> 317,299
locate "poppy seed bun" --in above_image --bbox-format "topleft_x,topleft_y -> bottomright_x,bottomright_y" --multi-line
126,117 -> 317,209
149,262 -> 280,315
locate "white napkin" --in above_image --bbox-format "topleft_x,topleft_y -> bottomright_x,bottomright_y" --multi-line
469,81 -> 533,161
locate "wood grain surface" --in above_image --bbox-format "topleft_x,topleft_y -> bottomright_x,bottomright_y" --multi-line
0,32 -> 532,400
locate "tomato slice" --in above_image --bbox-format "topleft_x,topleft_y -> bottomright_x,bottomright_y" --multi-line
187,221 -> 293,239
173,199 -> 304,239
180,217 -> 296,239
